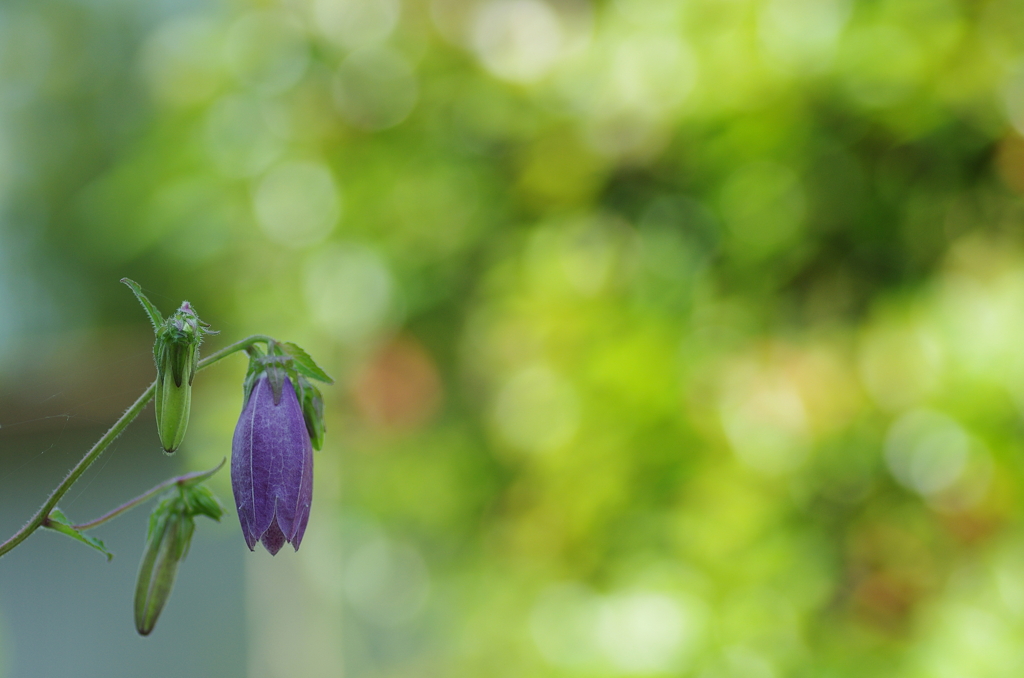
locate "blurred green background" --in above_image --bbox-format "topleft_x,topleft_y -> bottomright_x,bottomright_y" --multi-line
2,0 -> 1024,675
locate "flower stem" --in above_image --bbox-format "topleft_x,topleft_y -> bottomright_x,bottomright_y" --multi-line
196,335 -> 275,371
72,458 -> 226,531
0,334 -> 273,558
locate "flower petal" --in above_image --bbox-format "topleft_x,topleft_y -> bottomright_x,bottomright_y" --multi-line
260,518 -> 287,556
290,446 -> 313,550
231,372 -> 316,554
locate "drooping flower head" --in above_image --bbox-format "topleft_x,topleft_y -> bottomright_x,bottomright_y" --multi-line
231,343 -> 331,555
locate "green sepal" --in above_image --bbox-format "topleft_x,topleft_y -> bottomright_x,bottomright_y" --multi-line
168,339 -> 190,388
155,362 -> 191,454
281,342 -> 334,384
155,304 -> 205,387
46,508 -> 113,561
264,359 -> 288,406
242,341 -> 330,448
296,376 -> 326,451
181,484 -> 224,522
241,346 -> 266,406
121,278 -> 164,332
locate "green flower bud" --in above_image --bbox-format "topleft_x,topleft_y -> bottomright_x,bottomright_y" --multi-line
134,497 -> 195,636
154,302 -> 202,453
121,280 -> 216,454
134,481 -> 223,636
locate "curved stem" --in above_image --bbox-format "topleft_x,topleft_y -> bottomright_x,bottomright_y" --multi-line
0,334 -> 271,558
197,335 -> 274,371
73,458 -> 225,531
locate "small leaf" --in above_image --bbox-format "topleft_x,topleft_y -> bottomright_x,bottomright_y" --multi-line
121,278 -> 164,332
47,508 -> 114,561
281,342 -> 334,384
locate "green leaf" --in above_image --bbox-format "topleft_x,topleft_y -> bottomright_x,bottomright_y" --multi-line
46,509 -> 114,561
120,278 -> 164,332
281,342 -> 334,384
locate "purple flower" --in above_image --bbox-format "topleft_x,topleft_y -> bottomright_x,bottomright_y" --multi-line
231,373 -> 313,555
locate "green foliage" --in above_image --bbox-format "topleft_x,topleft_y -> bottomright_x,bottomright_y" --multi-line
281,342 -> 334,384
120,279 -> 164,331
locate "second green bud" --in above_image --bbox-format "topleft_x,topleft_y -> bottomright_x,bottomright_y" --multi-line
135,482 -> 224,635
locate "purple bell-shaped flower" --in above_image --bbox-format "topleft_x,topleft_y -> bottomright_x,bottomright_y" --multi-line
231,373 -> 313,555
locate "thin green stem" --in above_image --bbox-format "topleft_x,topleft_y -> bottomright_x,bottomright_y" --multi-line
73,458 -> 226,531
0,334 -> 271,558
0,381 -> 158,557
197,335 -> 274,371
